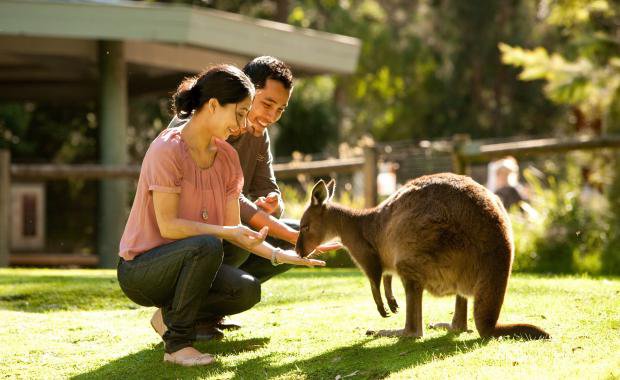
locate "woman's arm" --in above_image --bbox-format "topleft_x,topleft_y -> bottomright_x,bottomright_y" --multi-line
153,191 -> 264,243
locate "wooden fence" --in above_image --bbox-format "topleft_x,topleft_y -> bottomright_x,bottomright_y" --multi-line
450,134 -> 620,174
1,134 -> 620,267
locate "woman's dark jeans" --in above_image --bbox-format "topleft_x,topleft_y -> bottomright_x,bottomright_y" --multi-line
117,234 -> 260,354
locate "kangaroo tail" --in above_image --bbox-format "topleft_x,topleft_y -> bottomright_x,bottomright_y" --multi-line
489,323 -> 550,340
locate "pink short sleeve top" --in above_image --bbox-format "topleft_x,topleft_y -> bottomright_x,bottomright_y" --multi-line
119,127 -> 243,260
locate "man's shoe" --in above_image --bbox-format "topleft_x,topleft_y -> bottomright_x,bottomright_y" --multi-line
151,308 -> 167,338
194,321 -> 225,341
214,316 -> 242,331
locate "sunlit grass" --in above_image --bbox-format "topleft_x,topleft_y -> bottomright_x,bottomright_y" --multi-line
1,268 -> 619,379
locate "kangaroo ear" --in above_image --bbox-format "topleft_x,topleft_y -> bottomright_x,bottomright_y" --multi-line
311,180 -> 328,206
326,179 -> 336,201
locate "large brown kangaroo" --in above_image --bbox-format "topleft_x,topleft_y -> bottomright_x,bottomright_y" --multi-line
296,173 -> 549,340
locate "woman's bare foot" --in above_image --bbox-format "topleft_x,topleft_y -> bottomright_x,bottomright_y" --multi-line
163,347 -> 215,366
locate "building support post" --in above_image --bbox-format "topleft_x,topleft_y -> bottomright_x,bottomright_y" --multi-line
0,149 -> 10,267
97,41 -> 128,268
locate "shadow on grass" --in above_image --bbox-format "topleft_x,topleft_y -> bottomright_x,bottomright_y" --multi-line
72,332 -> 485,380
70,337 -> 271,380
229,333 -> 487,380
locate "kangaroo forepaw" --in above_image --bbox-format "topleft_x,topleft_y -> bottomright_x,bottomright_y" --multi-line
387,297 -> 399,313
377,306 -> 389,318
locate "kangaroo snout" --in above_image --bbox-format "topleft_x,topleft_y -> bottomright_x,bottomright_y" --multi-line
295,237 -> 309,257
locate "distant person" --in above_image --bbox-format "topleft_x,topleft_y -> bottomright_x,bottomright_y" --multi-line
117,65 -> 325,366
487,156 -> 532,212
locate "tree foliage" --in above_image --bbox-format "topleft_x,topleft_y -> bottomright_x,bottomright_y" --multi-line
274,76 -> 338,155
279,0 -> 563,143
500,0 -> 620,274
500,0 -> 620,129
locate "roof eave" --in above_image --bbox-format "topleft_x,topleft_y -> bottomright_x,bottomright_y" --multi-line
0,0 -> 360,74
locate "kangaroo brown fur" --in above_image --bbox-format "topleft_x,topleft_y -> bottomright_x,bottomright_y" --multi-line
296,173 -> 549,340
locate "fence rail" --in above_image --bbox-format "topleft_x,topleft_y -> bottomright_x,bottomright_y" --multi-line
451,134 -> 620,174
273,157 -> 364,178
10,157 -> 368,181
11,164 -> 141,180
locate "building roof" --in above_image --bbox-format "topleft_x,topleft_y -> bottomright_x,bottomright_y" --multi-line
0,0 -> 361,101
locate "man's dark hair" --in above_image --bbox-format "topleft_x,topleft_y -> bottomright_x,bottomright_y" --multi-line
243,56 -> 294,90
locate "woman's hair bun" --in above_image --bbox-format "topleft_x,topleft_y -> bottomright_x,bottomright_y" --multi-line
172,79 -> 200,119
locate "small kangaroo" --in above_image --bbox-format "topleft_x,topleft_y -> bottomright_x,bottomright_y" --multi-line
296,173 -> 549,340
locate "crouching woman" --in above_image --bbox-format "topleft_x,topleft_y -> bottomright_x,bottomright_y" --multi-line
117,64 -> 324,366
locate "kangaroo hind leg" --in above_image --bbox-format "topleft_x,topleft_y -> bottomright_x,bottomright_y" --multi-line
429,295 -> 469,333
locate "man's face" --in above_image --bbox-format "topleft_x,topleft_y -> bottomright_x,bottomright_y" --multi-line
243,78 -> 292,137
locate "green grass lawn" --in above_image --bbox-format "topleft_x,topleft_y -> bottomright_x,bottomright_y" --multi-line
0,268 -> 618,379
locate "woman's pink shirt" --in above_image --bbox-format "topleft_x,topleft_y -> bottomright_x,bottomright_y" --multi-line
119,127 -> 243,260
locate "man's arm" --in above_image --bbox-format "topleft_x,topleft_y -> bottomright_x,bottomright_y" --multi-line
249,131 -> 283,216
239,194 -> 297,244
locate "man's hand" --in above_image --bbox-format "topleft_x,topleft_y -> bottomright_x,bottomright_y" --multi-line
315,241 -> 344,253
255,192 -> 281,215
306,241 -> 344,258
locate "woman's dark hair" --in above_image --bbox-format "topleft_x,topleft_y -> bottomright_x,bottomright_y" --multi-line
172,64 -> 255,119
243,56 -> 293,90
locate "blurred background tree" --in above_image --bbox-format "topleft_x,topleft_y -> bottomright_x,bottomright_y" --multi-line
282,0 -> 564,145
500,0 -> 620,274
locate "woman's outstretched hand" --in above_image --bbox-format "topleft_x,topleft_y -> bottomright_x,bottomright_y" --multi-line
276,249 -> 326,267
224,225 -> 268,249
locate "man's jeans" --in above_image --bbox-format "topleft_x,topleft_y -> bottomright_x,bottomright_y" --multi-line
117,235 -> 261,353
